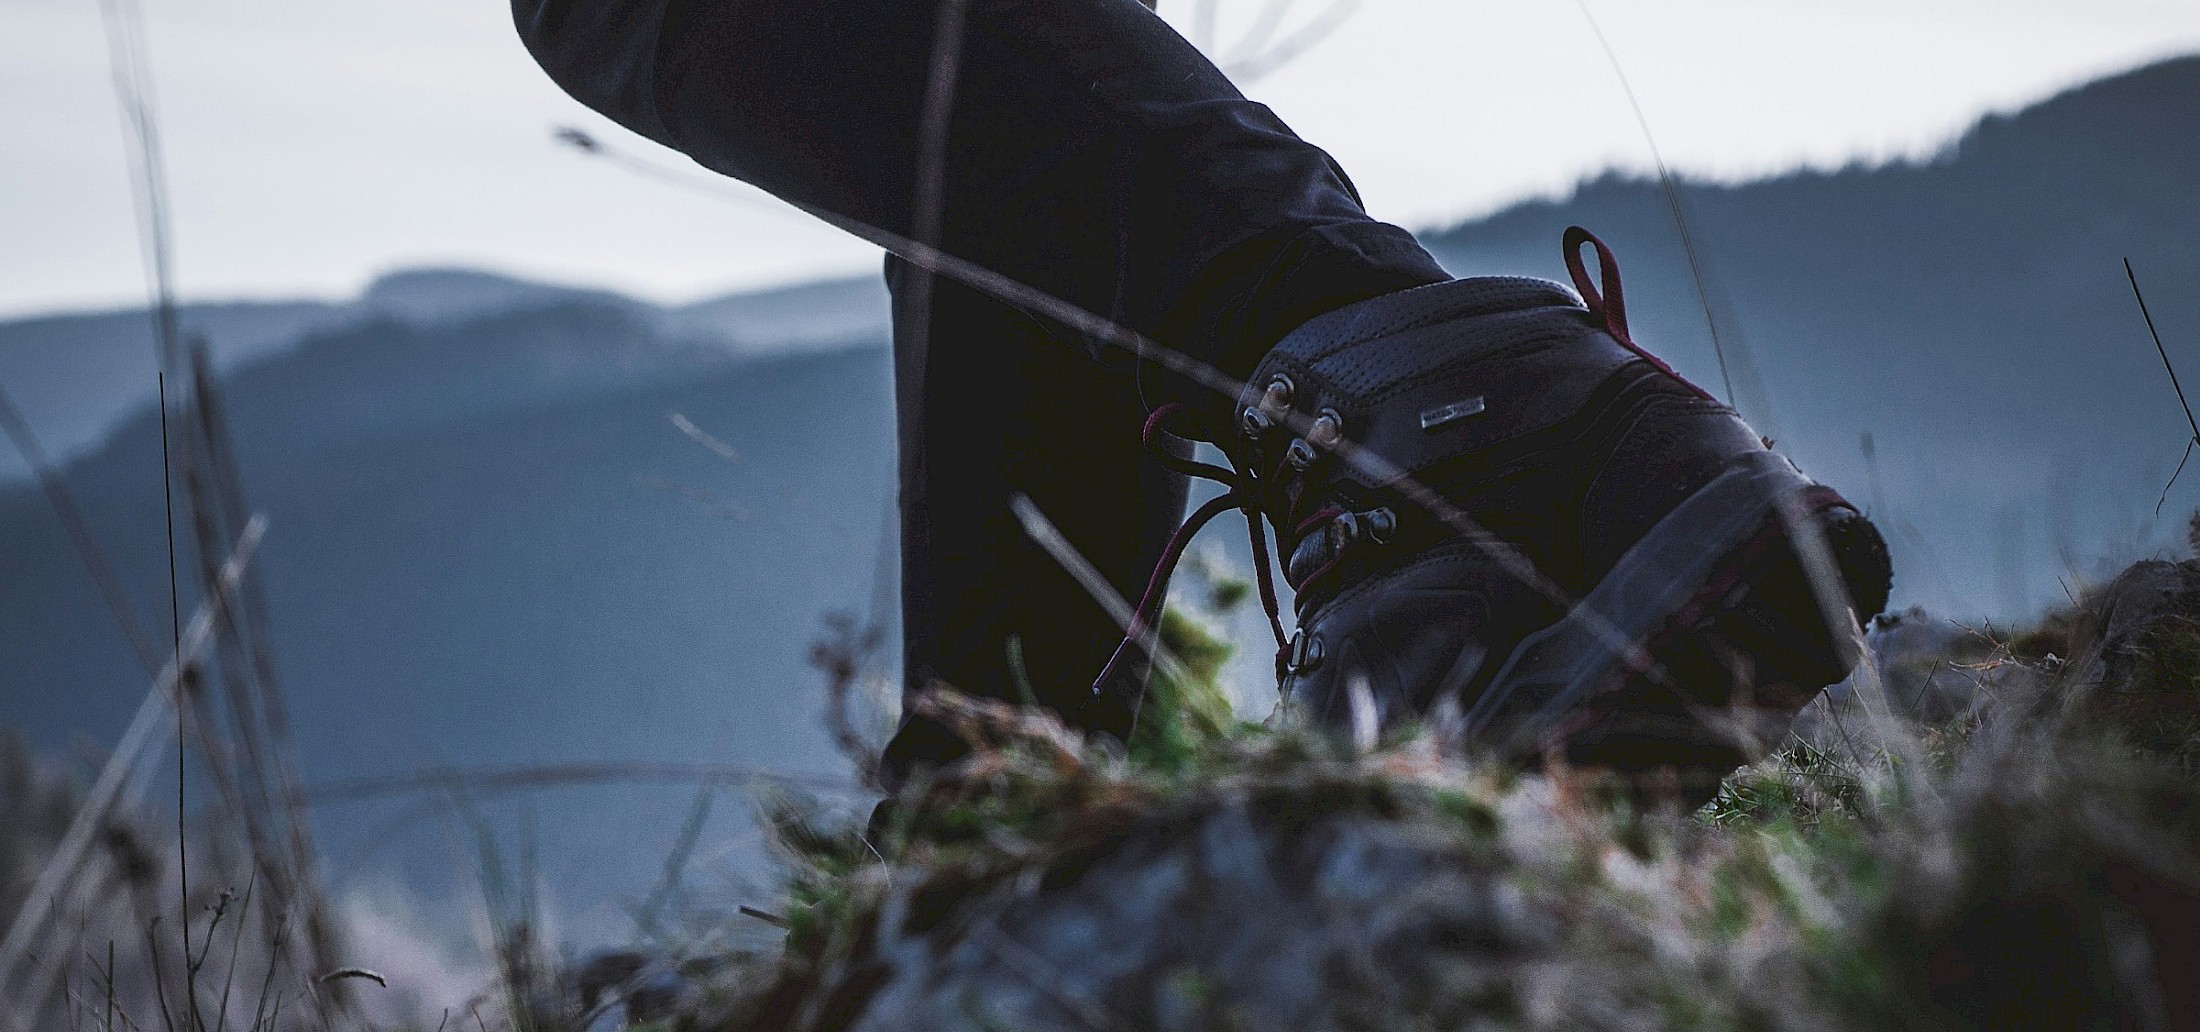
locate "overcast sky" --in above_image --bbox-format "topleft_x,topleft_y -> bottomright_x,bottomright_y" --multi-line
3,0 -> 2198,318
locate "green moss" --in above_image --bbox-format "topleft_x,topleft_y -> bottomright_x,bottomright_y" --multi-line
1208,576 -> 1253,612
691,596 -> 2200,1032
1702,740 -> 1866,830
1125,608 -> 1243,773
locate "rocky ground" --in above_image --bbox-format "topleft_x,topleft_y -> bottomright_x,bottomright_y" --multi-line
548,555 -> 2200,1032
14,557 -> 2200,1031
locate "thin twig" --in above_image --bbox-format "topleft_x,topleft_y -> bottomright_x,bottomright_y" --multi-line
140,922 -> 174,1032
246,918 -> 283,1032
813,613 -> 887,785
156,370 -> 198,1032
0,521 -> 269,1011
188,889 -> 228,975
736,906 -> 792,930
2128,258 -> 2198,441
2129,258 -> 2200,516
2157,439 -> 2195,520
211,874 -> 252,1032
1009,494 -> 1190,688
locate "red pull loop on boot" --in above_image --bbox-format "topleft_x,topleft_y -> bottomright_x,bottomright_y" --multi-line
1563,225 -> 1631,345
1562,226 -> 1716,402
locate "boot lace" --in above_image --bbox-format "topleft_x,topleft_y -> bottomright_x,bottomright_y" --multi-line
1088,400 -> 1358,698
1094,227 -> 1679,705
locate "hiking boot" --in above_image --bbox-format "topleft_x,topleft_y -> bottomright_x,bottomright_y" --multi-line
1144,227 -> 1890,780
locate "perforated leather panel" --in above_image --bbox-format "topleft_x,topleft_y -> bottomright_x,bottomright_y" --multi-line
1240,276 -> 1639,492
1284,276 -> 1581,364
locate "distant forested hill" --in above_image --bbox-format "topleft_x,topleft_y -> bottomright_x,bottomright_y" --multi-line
0,294 -> 896,931
0,271 -> 890,481
1420,55 -> 2200,616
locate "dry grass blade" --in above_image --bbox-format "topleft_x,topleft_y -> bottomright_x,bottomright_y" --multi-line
1222,0 -> 1361,83
1010,493 -> 1191,691
298,761 -> 864,807
812,613 -> 888,786
1566,0 -> 1740,410
0,518 -> 267,1024
314,968 -> 386,989
668,412 -> 742,464
178,342 -> 348,1023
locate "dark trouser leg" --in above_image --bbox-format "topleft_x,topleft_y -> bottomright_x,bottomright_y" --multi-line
512,0 -> 1450,782
881,258 -> 1188,782
517,0 -> 1448,396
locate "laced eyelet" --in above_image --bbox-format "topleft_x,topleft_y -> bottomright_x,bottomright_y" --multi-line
1307,408 -> 1344,449
1364,507 -> 1396,543
1260,375 -> 1295,414
1096,401 -> 1290,699
1286,629 -> 1325,673
1329,512 -> 1360,546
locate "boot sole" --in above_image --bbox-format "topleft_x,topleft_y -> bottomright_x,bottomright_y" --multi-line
1462,450 -> 1892,779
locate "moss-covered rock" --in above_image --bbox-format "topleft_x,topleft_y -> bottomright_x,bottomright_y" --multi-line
622,568 -> 2200,1031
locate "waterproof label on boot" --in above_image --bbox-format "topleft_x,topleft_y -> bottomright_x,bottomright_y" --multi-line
1419,396 -> 1486,431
